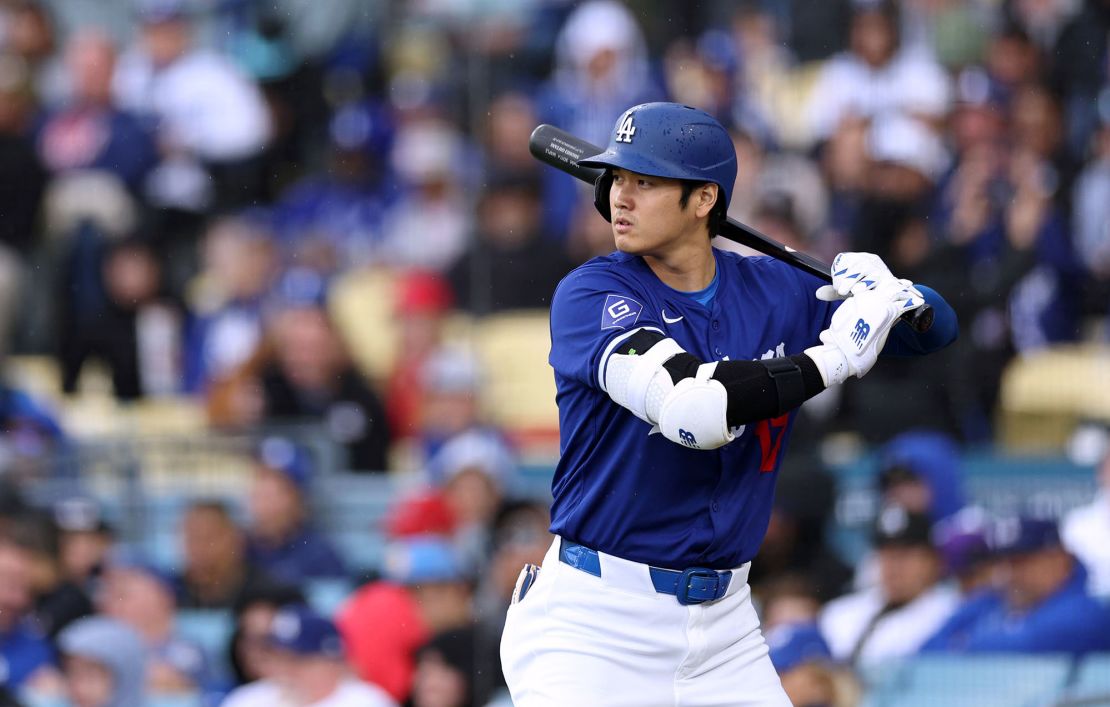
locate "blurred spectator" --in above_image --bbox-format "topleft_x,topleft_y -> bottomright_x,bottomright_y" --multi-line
59,236 -> 185,400
259,272 -> 391,472
480,91 -> 542,178
35,31 -> 157,193
339,536 -> 476,703
415,346 -> 510,475
923,516 -> 1110,654
536,0 -> 662,239
336,575 -> 429,703
447,170 -> 572,315
1053,0 -> 1110,158
271,99 -> 395,271
472,500 -> 550,634
1072,104 -> 1110,323
0,51 -> 45,350
875,431 -> 966,522
14,510 -> 94,640
385,270 -> 454,441
805,1 -> 951,144
379,117 -> 472,271
382,538 -> 474,636
749,458 -> 852,605
1061,449 -> 1110,598
244,436 -> 347,582
185,215 -> 279,394
221,604 -> 396,707
226,582 -> 305,688
820,506 -> 959,667
0,381 -> 66,483
56,615 -> 147,707
766,623 -> 849,707
410,626 -> 504,707
429,429 -> 516,568
97,557 -> 213,696
114,0 -> 272,209
175,499 -> 274,610
53,497 -> 114,591
0,523 -> 58,692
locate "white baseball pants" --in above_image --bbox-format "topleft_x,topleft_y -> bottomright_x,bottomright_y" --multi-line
500,537 -> 791,706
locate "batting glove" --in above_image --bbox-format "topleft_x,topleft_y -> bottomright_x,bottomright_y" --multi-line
804,288 -> 926,386
816,252 -> 922,302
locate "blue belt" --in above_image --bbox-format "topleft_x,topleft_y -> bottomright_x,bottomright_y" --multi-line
559,539 -> 732,606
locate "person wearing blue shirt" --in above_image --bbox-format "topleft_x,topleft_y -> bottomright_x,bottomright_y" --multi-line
922,516 -> 1110,655
245,437 -> 347,583
499,102 -> 957,705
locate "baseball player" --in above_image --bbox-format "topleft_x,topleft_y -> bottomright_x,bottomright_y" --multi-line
500,102 -> 958,706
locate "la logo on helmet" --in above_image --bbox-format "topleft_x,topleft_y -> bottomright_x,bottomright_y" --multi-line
615,113 -> 636,143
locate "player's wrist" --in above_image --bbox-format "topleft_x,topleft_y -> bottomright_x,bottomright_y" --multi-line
803,344 -> 850,387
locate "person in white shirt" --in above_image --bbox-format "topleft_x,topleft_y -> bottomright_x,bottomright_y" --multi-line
1061,450 -> 1110,599
805,1 -> 950,145
221,604 -> 396,707
820,505 -> 960,668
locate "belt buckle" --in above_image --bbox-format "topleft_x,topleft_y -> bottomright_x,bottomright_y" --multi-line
675,567 -> 721,606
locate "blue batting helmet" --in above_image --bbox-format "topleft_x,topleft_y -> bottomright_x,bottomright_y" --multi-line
579,102 -> 737,222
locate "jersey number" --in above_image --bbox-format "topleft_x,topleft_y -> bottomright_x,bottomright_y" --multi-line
755,414 -> 789,472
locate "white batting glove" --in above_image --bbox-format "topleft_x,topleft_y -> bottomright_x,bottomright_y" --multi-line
804,288 -> 926,386
815,252 -> 922,302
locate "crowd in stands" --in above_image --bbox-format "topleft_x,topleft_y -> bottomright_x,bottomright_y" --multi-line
0,0 -> 1109,704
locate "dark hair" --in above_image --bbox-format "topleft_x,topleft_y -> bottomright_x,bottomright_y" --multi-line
679,181 -> 728,238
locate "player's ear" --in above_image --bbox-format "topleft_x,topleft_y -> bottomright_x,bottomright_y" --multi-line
694,183 -> 718,219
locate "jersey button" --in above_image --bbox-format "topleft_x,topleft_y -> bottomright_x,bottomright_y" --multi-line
711,320 -> 720,331
711,502 -> 720,512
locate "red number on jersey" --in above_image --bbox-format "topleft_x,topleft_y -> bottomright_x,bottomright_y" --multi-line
755,414 -> 790,472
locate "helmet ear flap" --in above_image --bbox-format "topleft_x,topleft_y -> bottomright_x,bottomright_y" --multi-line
593,171 -> 613,222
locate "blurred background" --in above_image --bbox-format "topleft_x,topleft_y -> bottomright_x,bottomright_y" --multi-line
0,0 -> 1108,705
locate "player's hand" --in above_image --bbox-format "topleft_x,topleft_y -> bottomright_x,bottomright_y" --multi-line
815,252 -> 922,302
804,287 -> 926,386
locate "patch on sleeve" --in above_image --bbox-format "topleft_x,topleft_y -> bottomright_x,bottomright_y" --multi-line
601,294 -> 644,330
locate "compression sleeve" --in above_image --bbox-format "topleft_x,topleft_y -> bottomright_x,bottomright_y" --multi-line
613,330 -> 826,428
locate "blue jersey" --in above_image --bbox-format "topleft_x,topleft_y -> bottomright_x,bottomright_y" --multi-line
548,249 -> 837,569
548,248 -> 955,570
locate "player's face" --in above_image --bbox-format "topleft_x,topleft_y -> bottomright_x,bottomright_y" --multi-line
609,168 -> 714,258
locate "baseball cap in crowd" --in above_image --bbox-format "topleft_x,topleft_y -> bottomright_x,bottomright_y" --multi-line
53,496 -> 113,534
269,267 -> 330,311
932,506 -> 993,575
384,490 -> 457,539
766,623 -> 832,673
872,505 -> 934,548
394,270 -> 453,316
156,637 -> 209,689
428,428 -> 516,488
421,347 -> 482,394
268,605 -> 345,659
867,112 -> 950,182
990,516 -> 1062,556
383,537 -> 466,585
255,435 -> 314,493
106,549 -> 178,595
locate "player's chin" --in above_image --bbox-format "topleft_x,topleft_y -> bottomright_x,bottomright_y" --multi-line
613,231 -> 646,255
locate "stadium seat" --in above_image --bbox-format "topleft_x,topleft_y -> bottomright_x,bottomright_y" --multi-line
471,310 -> 559,436
175,609 -> 234,680
1066,653 -> 1110,703
866,654 -> 1072,707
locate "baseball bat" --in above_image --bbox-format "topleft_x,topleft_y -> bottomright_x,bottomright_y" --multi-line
528,124 -> 934,333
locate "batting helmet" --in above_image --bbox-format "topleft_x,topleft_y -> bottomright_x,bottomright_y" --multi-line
579,102 -> 737,222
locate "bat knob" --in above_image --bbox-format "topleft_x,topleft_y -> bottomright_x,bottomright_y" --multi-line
906,305 -> 934,333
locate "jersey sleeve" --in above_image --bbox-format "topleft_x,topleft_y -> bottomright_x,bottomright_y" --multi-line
548,266 -> 664,389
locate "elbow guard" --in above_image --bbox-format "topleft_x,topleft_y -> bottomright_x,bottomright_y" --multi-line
602,331 -> 734,450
